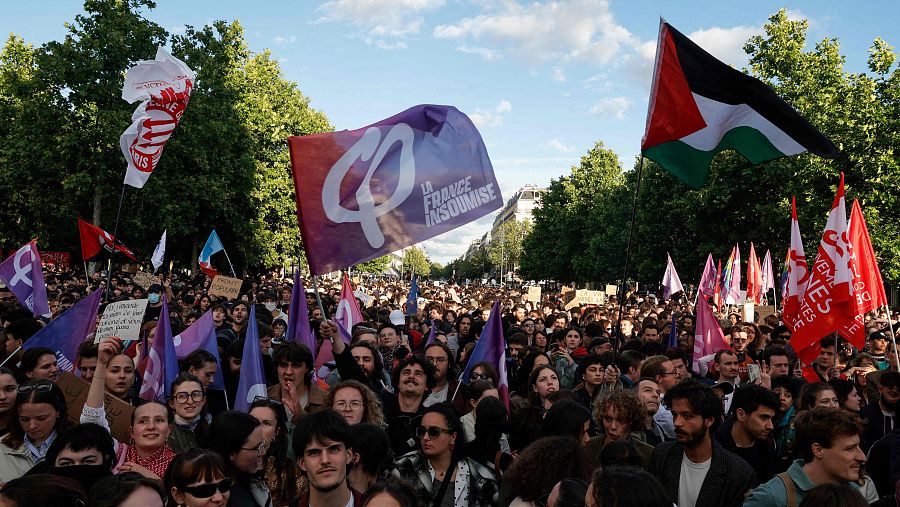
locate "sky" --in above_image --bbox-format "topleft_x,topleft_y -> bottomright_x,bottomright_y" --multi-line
3,0 -> 897,265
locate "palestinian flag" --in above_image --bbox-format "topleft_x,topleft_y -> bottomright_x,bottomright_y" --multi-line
641,20 -> 839,188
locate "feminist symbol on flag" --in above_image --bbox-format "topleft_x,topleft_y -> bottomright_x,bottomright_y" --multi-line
322,124 -> 416,248
9,245 -> 35,288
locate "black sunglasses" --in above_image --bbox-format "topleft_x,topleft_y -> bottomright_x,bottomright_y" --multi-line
181,479 -> 232,498
416,426 -> 452,439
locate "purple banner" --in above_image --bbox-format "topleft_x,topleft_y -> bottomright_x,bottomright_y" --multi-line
0,241 -> 50,317
290,104 -> 503,275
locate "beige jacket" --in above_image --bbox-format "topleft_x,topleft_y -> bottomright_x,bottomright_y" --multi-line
0,442 -> 36,484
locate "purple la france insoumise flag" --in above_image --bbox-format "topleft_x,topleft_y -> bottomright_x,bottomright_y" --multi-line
289,104 -> 503,275
0,240 -> 50,317
139,294 -> 179,402
173,309 -> 225,390
458,300 -> 509,408
286,272 -> 317,363
23,288 -> 102,372
236,304 -> 267,412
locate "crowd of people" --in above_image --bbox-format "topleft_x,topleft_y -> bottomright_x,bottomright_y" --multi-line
0,266 -> 898,507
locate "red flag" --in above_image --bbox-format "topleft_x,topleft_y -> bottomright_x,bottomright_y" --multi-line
713,259 -> 723,309
790,174 -> 863,354
77,218 -> 138,262
846,199 -> 887,314
747,242 -> 763,304
782,197 -> 809,329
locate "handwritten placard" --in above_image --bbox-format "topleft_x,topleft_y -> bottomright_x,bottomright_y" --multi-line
132,271 -> 157,290
605,284 -> 618,296
57,372 -> 134,443
527,286 -> 541,303
208,275 -> 242,299
95,299 -> 148,342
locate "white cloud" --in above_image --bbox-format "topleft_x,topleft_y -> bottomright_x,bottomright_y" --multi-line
495,99 -> 512,113
588,96 -> 632,119
469,100 -> 512,127
169,26 -> 186,35
317,0 -> 445,47
543,137 -> 574,153
433,0 -> 640,66
455,44 -> 503,61
551,67 -> 566,82
686,25 -> 762,68
272,35 -> 297,45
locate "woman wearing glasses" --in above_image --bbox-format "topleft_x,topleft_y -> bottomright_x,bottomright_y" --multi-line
393,404 -> 499,506
167,373 -> 209,453
0,379 -> 69,482
322,379 -> 385,427
165,448 -> 233,507
82,339 -> 176,480
207,410 -> 271,507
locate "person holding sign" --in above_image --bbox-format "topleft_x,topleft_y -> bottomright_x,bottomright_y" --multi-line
81,338 -> 175,480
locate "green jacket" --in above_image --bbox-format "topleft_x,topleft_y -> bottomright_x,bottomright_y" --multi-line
744,459 -> 871,507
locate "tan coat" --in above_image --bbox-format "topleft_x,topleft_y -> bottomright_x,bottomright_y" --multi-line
0,442 -> 36,484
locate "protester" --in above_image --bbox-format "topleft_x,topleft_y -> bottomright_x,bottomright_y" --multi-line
0,367 -> 17,437
208,410 -> 271,507
41,422 -> 116,492
291,410 -> 362,507
501,436 -> 590,507
383,354 -> 435,456
88,472 -> 166,507
18,347 -> 60,383
0,474 -> 87,506
322,378 -> 385,427
164,448 -> 233,507
716,384 -> 780,483
167,373 -> 208,453
585,466 -> 670,507
249,397 -> 303,506
587,389 -> 654,469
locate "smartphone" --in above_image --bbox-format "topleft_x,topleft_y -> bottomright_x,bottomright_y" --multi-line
748,364 -> 761,383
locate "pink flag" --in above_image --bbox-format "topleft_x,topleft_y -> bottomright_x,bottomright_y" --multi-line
791,173 -> 863,360
761,249 -> 775,292
692,296 -> 727,374
698,254 -> 718,298
782,197 -> 809,329
662,253 -> 684,300
0,240 -> 49,317
725,244 -> 742,305
334,274 -> 364,344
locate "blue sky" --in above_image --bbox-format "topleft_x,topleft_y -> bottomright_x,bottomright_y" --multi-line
3,0 -> 897,264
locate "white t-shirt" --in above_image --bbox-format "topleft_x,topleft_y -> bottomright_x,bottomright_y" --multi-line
678,453 -> 711,507
424,382 -> 450,407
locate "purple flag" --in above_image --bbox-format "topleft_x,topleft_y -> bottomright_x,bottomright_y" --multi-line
286,273 -> 317,362
139,294 -> 179,401
23,288 -> 101,372
424,322 -> 436,348
236,305 -> 267,412
0,241 -> 50,317
458,300 -> 508,408
173,309 -> 225,390
667,318 -> 679,349
698,253 -> 718,297
289,104 -> 503,275
662,253 -> 684,300
334,274 -> 362,344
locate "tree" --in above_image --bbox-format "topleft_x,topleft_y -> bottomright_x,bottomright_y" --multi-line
402,246 -> 431,277
356,255 -> 391,274
487,219 -> 531,276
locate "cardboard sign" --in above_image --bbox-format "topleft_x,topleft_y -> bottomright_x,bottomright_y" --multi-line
132,271 -> 157,290
561,286 -> 576,304
57,372 -> 134,443
208,275 -> 242,299
94,299 -> 148,342
757,305 -> 777,322
605,284 -> 618,296
743,302 -> 755,323
527,286 -> 542,303
577,289 -> 606,305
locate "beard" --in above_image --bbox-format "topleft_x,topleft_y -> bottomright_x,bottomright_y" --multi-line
676,423 -> 708,447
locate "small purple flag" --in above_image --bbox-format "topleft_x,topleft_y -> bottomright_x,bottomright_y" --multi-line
286,273 -> 317,363
173,309 -> 225,390
424,322 -> 436,348
0,241 -> 50,317
290,104 -> 503,275
458,300 -> 508,408
334,274 -> 362,344
23,288 -> 101,372
667,318 -> 679,349
662,253 -> 684,300
697,253 -> 718,297
406,273 -> 419,316
235,305 -> 267,412
139,294 -> 179,401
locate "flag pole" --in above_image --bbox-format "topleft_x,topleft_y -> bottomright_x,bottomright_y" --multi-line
0,346 -> 21,368
104,184 -> 128,303
221,247 -> 237,277
883,304 -> 900,371
311,274 -> 329,320
614,155 -> 647,363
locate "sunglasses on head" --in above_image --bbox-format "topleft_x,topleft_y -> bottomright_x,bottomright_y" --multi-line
181,479 -> 232,498
18,382 -> 54,394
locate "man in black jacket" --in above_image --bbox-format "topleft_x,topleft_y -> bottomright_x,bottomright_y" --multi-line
717,384 -> 780,484
648,379 -> 755,507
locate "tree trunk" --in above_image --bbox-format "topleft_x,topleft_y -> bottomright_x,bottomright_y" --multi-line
87,188 -> 102,276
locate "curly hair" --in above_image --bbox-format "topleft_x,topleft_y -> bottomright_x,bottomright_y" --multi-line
594,389 -> 646,434
503,436 -> 590,502
323,379 -> 385,428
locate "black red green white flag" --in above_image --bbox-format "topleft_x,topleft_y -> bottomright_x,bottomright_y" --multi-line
641,20 -> 839,188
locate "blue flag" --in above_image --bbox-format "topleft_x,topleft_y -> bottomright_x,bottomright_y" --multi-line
286,273 -> 317,363
139,294 -> 179,401
23,288 -> 102,372
458,300 -> 509,407
173,310 -> 225,390
667,318 -> 679,349
236,305 -> 267,412
405,273 -> 418,316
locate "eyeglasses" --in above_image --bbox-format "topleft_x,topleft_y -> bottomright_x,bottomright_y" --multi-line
470,372 -> 491,381
181,479 -> 233,498
416,426 -> 452,439
241,439 -> 269,456
173,390 -> 205,404
0,296 -> 16,302
334,400 -> 363,410
253,396 -> 284,406
427,356 -> 448,364
17,382 -> 54,394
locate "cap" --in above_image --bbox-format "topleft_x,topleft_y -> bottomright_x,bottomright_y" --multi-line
148,283 -> 163,293
389,309 -> 405,326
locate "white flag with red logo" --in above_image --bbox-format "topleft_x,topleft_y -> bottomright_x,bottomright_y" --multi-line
120,47 -> 195,189
782,197 -> 809,329
791,174 -> 862,355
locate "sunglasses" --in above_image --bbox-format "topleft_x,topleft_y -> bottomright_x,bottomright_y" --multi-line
181,479 -> 233,498
17,382 -> 54,394
416,426 -> 452,439
470,372 -> 491,381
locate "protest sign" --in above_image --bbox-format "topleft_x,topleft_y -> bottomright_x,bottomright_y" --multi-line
757,305 -> 777,323
605,284 -> 618,296
94,299 -> 148,342
58,372 -> 134,442
527,286 -> 541,303
132,271 -> 157,290
577,289 -> 606,305
208,275 -> 242,299
743,302 -> 755,323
